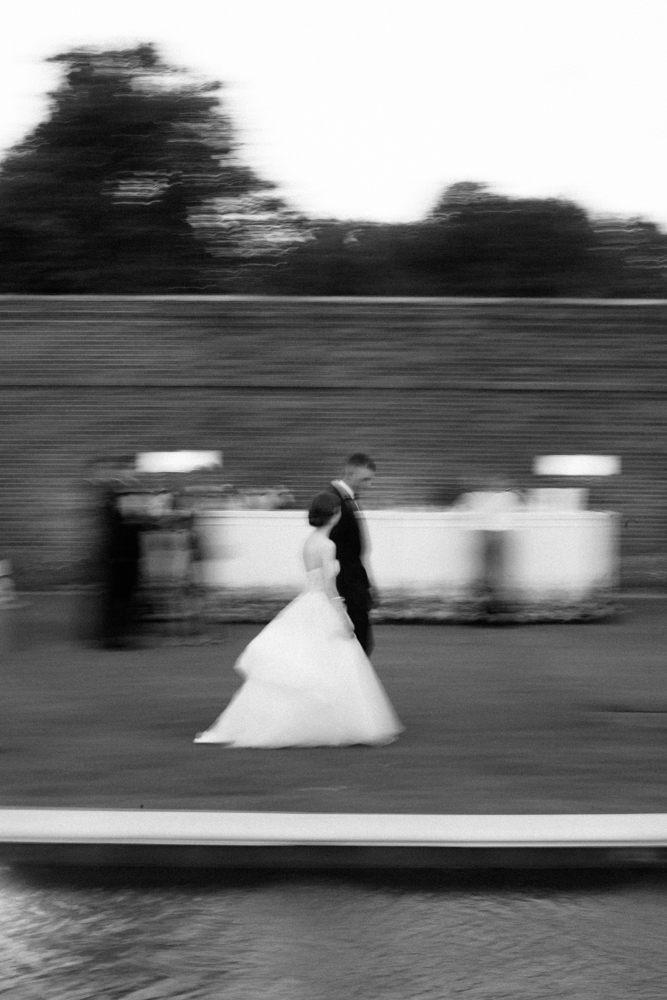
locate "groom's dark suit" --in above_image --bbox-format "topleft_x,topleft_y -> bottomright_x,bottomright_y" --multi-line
325,481 -> 374,656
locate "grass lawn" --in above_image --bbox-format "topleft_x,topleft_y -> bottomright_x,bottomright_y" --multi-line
2,599 -> 667,814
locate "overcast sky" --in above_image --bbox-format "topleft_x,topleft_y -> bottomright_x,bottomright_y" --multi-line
1,0 -> 666,226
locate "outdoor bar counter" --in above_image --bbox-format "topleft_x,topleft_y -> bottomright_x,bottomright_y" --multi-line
193,507 -> 619,621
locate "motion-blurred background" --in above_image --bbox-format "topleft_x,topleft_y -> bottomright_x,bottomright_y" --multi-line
1,3 -> 667,595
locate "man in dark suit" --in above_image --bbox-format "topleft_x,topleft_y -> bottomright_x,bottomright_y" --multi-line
325,453 -> 376,656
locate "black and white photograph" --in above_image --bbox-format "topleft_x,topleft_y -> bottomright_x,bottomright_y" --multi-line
1,1 -> 667,997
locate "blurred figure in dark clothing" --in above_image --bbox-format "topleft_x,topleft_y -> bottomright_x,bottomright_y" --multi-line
99,486 -> 143,648
84,458 -> 144,649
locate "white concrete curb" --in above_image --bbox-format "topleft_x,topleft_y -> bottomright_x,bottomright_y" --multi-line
1,810 -> 667,849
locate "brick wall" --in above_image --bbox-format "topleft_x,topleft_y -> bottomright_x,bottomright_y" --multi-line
1,295 -> 666,588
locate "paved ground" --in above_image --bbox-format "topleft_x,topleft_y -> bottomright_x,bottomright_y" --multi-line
2,596 -> 667,814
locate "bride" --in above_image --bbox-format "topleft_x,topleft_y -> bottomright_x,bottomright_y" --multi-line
194,492 -> 403,747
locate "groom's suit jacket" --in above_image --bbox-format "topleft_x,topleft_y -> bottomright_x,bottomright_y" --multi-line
325,482 -> 372,611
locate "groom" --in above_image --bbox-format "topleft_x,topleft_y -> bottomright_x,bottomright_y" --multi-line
325,453 -> 376,656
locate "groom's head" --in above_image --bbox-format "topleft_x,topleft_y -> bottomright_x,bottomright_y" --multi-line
343,453 -> 376,496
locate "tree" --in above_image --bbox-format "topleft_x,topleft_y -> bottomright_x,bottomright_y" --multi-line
266,221 -> 379,295
0,43 -> 296,292
190,191 -> 313,292
588,216 -> 667,297
428,180 -> 497,217
403,183 -> 601,296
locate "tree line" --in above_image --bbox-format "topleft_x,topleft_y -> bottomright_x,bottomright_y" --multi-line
1,44 -> 666,297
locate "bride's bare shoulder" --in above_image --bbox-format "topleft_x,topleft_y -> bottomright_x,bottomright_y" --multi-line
303,531 -> 318,554
302,531 -> 321,564
303,531 -> 334,568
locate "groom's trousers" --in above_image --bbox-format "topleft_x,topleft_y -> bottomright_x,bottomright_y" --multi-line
345,601 -> 374,657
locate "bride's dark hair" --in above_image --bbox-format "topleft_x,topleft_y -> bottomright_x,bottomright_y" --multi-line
308,492 -> 341,527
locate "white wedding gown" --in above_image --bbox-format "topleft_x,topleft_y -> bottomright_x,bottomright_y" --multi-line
194,562 -> 403,747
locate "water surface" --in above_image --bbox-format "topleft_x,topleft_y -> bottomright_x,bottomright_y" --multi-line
2,866 -> 665,998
